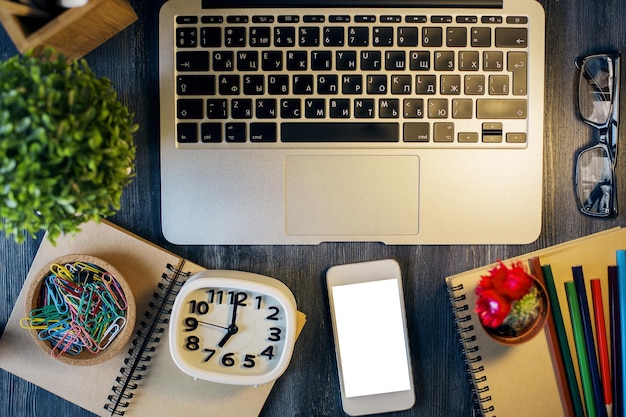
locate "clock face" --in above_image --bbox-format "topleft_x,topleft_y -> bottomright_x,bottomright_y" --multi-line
169,274 -> 296,385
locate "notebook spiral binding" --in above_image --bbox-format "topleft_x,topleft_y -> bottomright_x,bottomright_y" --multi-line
104,262 -> 191,416
447,282 -> 495,417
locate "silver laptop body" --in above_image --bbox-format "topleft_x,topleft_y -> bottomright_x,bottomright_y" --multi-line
159,0 -> 545,244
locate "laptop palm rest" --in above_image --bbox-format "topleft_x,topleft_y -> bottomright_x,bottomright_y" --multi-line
285,155 -> 419,236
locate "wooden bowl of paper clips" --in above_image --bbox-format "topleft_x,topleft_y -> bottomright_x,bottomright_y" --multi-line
23,254 -> 136,366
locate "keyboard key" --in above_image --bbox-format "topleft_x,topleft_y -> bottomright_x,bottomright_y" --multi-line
200,27 -> 221,47
281,99 -> 301,118
250,123 -> 277,142
249,27 -> 271,46
354,99 -> 375,118
305,99 -> 326,118
177,123 -> 198,143
231,99 -> 253,118
177,51 -> 209,71
397,27 -> 418,46
495,27 -> 527,47
422,27 -> 442,47
201,123 -> 222,142
177,75 -> 215,95
275,27 -> 296,46
403,99 -> 424,118
299,27 -> 320,46
373,27 -> 394,46
446,27 -> 467,47
256,99 -> 277,118
428,98 -> 448,118
361,51 -> 382,70
379,99 -> 400,118
177,99 -> 203,119
348,27 -> 370,46
225,123 -> 246,142
281,123 -> 399,142
207,99 -> 228,119
403,122 -> 429,142
330,99 -> 350,118
323,27 -> 344,46
471,27 -> 491,47
225,27 -> 246,47
476,99 -> 527,118
434,122 -> 454,142
508,51 -> 528,95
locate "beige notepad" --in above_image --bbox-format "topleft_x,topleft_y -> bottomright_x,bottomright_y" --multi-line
0,220 -> 305,416
446,227 -> 626,417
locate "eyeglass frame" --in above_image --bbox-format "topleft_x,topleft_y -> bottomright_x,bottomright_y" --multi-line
574,51 -> 620,217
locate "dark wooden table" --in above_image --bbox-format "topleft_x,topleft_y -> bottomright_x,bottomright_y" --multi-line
1,0 -> 625,416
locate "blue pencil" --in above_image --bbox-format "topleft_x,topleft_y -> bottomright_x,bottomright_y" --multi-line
616,251 -> 626,417
572,266 -> 608,417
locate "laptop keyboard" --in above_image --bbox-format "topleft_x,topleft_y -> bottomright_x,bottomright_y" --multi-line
172,9 -> 531,147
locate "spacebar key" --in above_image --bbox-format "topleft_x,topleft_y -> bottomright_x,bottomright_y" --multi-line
281,123 -> 399,142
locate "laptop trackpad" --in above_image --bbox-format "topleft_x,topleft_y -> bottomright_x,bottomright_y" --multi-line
285,155 -> 419,236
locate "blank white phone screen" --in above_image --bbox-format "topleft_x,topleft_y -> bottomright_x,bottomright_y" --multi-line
331,278 -> 412,398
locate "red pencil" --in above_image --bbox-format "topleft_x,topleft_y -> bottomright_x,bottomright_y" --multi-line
591,279 -> 613,417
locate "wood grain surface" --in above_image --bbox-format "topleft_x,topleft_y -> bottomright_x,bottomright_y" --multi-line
1,0 -> 625,416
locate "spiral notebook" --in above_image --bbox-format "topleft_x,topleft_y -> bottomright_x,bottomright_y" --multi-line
0,220 -> 306,416
446,227 -> 626,417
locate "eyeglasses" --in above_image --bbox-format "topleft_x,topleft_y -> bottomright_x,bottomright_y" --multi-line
574,52 -> 620,217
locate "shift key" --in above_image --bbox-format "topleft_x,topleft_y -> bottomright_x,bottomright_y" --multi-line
476,99 -> 527,119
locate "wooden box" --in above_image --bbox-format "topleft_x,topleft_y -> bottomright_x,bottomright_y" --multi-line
0,0 -> 137,60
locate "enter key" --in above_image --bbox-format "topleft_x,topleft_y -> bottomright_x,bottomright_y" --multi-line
508,51 -> 527,95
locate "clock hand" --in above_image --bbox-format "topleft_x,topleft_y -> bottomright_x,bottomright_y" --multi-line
197,320 -> 227,330
217,294 -> 243,348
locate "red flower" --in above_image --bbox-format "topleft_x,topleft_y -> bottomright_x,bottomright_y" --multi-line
483,261 -> 533,301
475,289 -> 512,328
475,260 -> 535,328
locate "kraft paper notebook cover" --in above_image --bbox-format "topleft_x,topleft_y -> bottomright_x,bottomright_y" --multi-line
446,227 -> 626,417
0,220 -> 306,417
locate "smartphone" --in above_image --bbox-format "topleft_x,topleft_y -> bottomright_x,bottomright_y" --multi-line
326,259 -> 415,416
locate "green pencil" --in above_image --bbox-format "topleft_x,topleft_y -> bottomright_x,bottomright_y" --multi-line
543,265 -> 585,417
565,281 -> 597,417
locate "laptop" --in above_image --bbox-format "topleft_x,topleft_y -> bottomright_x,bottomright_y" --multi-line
158,0 -> 545,245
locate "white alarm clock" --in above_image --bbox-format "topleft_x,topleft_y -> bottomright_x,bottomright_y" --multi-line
169,269 -> 298,386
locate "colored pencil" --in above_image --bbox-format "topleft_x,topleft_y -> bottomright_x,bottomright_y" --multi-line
608,266 -> 620,417
616,251 -> 626,417
565,280 -> 597,417
572,266 -> 608,417
590,279 -> 612,417
539,262 -> 585,417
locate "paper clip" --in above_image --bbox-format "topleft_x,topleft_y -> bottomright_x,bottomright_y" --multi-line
101,273 -> 128,310
98,316 -> 126,350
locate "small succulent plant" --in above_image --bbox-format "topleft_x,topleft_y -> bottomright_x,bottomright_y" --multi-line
0,49 -> 137,243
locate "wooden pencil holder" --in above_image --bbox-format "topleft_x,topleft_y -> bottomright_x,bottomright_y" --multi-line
0,0 -> 137,60
25,254 -> 136,366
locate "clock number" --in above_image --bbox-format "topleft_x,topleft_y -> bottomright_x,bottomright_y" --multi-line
255,295 -> 262,309
189,300 -> 209,315
184,317 -> 198,331
207,289 -> 224,304
268,327 -> 281,342
229,291 -> 248,306
242,354 -> 256,368
260,345 -> 275,360
221,353 -> 236,367
266,306 -> 280,320
185,335 -> 200,351
202,348 -> 216,362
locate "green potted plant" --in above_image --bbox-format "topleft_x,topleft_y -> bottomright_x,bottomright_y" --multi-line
0,49 -> 137,244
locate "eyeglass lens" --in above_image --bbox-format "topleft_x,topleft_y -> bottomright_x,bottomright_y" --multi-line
576,144 -> 614,216
578,56 -> 614,126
